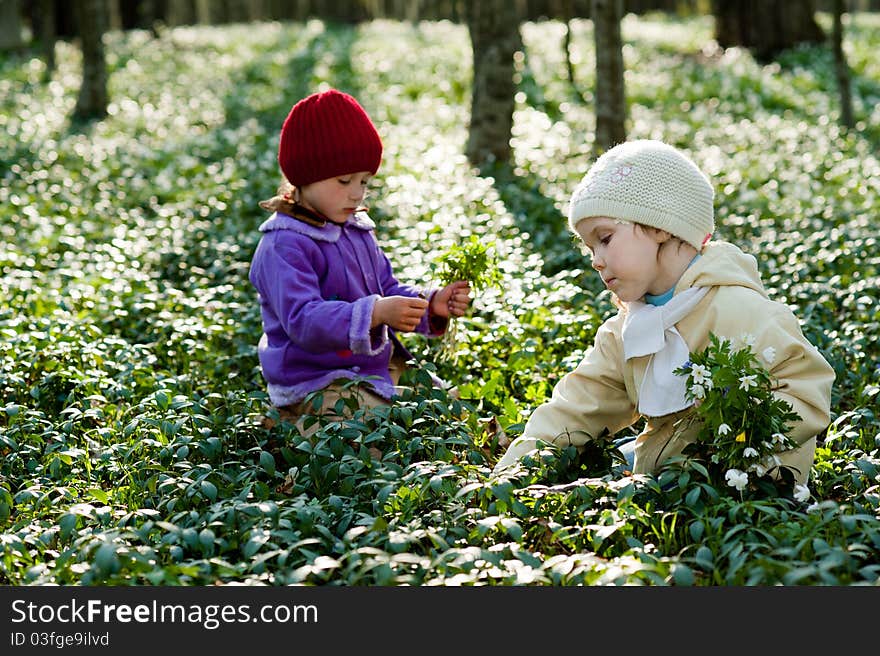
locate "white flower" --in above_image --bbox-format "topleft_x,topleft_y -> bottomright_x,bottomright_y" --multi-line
725,469 -> 749,491
793,484 -> 811,502
743,447 -> 759,458
749,462 -> 768,477
690,383 -> 706,399
806,502 -> 820,513
691,364 -> 709,384
738,375 -> 757,391
718,423 -> 731,436
772,432 -> 786,445
740,333 -> 756,347
761,346 -> 776,365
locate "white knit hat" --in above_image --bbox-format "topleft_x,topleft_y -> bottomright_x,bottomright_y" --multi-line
568,140 -> 715,250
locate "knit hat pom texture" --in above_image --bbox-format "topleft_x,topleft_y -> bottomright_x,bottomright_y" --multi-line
568,139 -> 715,250
278,88 -> 383,187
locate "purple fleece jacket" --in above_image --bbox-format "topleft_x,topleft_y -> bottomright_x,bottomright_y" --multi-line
248,210 -> 445,407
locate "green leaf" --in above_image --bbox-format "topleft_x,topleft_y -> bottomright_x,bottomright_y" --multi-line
694,545 -> 714,570
93,543 -> 119,575
200,480 -> 218,501
87,488 -> 109,504
198,529 -> 216,551
671,564 -> 695,586
259,450 -> 276,476
59,513 -> 78,540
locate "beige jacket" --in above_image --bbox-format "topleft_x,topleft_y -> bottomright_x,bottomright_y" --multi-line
495,241 -> 835,485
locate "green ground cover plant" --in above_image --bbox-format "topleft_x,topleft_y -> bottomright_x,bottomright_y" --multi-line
1,13 -> 878,585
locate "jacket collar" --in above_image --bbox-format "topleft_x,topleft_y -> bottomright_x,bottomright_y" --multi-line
258,211 -> 376,243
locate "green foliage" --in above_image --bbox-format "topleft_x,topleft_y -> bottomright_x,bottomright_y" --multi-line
433,235 -> 504,294
1,14 -> 879,586
431,235 -> 504,359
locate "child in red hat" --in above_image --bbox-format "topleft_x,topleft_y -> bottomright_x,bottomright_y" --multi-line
250,89 -> 470,435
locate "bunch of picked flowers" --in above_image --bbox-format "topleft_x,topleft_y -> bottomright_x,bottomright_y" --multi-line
432,235 -> 503,361
674,333 -> 810,501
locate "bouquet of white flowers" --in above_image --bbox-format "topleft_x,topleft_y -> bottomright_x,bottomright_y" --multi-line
673,333 -> 810,501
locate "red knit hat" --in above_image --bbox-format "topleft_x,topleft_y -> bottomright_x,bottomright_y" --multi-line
278,89 -> 383,187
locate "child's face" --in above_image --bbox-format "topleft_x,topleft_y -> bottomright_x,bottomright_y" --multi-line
575,216 -> 669,302
299,171 -> 372,223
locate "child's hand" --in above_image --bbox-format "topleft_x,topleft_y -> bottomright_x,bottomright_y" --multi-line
372,295 -> 429,332
431,281 -> 471,319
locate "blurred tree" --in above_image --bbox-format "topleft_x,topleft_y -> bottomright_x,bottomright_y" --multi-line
832,0 -> 854,129
712,0 -> 825,62
165,0 -> 196,25
465,1 -> 523,167
34,0 -> 56,74
0,0 -> 24,50
592,0 -> 626,156
73,0 -> 108,121
560,0 -> 576,88
117,0 -> 166,32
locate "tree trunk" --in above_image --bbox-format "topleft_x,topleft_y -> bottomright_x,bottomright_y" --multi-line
226,0 -> 250,22
0,0 -> 24,51
465,1 -> 523,168
140,0 -> 165,35
166,0 -> 197,26
195,0 -> 213,23
832,0 -> 854,129
562,0 -> 577,88
73,0 -> 109,121
564,19 -> 575,87
592,0 -> 626,156
31,0 -> 56,75
712,0 -> 825,62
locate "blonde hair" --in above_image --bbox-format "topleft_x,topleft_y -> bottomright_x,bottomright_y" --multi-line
258,178 -> 371,223
259,180 -> 298,214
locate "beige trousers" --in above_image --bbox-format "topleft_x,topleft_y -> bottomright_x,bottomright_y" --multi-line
274,354 -> 408,438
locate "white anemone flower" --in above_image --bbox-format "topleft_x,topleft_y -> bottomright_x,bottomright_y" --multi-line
738,375 -> 757,391
690,383 -> 706,399
740,333 -> 756,347
794,484 -> 811,502
725,469 -> 749,491
743,447 -> 759,458
690,364 -> 709,384
718,423 -> 731,436
749,462 -> 768,477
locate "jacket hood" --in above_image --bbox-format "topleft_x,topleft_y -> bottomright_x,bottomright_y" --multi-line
257,210 -> 375,243
677,240 -> 768,298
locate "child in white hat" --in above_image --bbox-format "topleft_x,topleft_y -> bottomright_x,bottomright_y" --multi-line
494,139 -> 834,485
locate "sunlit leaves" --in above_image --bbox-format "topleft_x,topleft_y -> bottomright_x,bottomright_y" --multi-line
1,13 -> 879,586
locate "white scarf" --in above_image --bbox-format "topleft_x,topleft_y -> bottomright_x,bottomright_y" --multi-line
622,286 -> 709,417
